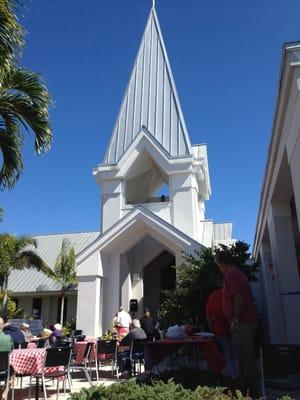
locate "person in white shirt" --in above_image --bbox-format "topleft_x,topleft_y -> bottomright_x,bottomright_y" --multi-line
116,306 -> 132,336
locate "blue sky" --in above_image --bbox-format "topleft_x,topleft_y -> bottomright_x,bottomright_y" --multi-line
1,0 -> 300,246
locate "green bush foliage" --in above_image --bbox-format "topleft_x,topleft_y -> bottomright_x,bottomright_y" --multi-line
68,380 -> 230,400
137,368 -> 236,391
68,379 -> 292,400
160,241 -> 258,326
7,297 -> 23,319
0,292 -> 23,319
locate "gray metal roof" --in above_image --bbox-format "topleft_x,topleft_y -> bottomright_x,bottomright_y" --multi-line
213,223 -> 233,241
8,231 -> 100,294
103,7 -> 192,164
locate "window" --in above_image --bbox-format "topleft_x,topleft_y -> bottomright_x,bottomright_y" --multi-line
32,298 -> 42,319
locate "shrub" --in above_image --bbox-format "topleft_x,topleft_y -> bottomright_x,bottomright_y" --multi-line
137,368 -> 236,391
0,292 -> 24,319
7,298 -> 23,319
67,379 -> 294,400
68,380 -> 229,400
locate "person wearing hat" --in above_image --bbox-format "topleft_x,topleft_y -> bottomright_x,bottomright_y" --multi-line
53,323 -> 63,338
20,323 -> 33,343
140,308 -> 154,341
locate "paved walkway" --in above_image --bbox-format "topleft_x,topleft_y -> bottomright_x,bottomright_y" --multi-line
6,368 -> 116,400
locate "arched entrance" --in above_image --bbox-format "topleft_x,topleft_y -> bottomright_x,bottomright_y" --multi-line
143,250 -> 176,316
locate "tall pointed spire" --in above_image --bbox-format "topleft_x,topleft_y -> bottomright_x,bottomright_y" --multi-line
104,6 -> 192,164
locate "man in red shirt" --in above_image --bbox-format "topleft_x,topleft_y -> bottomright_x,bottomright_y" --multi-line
206,286 -> 236,377
214,251 -> 258,398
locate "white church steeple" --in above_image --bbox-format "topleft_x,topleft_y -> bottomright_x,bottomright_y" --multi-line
104,7 -> 192,164
95,5 -> 212,243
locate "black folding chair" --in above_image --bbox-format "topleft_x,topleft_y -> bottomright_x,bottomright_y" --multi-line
36,339 -> 47,348
54,338 -> 72,348
75,335 -> 86,342
0,352 -> 12,400
260,345 -> 300,397
29,347 -> 72,400
130,339 -> 147,375
69,342 -> 93,386
95,340 -> 118,381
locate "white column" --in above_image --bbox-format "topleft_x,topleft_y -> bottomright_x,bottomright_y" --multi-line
100,179 -> 123,232
289,137 -> 300,229
286,68 -> 300,229
120,253 -> 132,312
259,242 -> 285,343
267,202 -> 300,343
76,251 -> 103,337
101,253 -> 121,333
76,276 -> 101,337
170,173 -> 200,240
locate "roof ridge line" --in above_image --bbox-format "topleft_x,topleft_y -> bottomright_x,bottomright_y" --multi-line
31,230 -> 101,237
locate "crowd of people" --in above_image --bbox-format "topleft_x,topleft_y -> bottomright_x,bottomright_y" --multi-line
0,317 -> 65,350
112,250 -> 258,396
0,250 -> 259,397
112,306 -> 159,341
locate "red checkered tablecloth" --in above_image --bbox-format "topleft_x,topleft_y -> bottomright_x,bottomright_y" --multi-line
74,341 -> 97,364
10,349 -> 62,376
74,340 -> 115,364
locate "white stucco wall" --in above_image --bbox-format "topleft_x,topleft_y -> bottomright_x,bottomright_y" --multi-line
122,202 -> 172,223
15,294 -> 77,326
254,46 -> 300,344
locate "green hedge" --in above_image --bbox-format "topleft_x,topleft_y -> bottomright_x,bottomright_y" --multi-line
137,368 -> 236,391
68,380 -> 293,400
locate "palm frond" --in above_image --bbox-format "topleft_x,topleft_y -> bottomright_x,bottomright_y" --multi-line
0,0 -> 25,71
0,233 -> 15,276
3,68 -> 52,108
0,91 -> 52,153
15,235 -> 37,253
15,250 -> 56,278
0,111 -> 22,137
54,239 -> 77,286
0,128 -> 23,189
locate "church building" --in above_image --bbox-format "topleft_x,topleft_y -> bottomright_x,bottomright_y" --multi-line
8,5 -> 234,336
75,5 -> 233,336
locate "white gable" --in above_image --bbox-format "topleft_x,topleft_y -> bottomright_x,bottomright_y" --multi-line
103,7 -> 192,164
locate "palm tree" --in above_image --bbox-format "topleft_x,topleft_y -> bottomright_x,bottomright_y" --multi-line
54,239 -> 76,325
0,0 -> 53,190
0,0 -> 24,74
0,233 -> 55,316
0,63 -> 52,190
